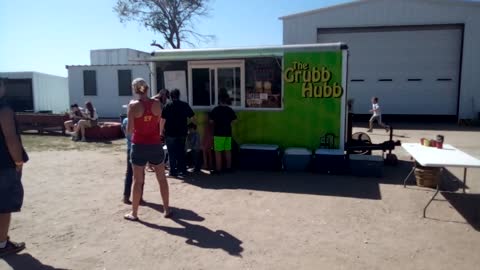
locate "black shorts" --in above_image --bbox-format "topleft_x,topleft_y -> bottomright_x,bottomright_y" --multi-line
0,168 -> 24,213
131,144 -> 165,166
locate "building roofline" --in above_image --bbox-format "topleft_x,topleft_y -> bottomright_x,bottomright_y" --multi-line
279,0 -> 365,20
151,43 -> 346,54
65,64 -> 149,69
279,0 -> 480,20
0,71 -> 66,79
90,48 -> 148,53
148,43 -> 347,61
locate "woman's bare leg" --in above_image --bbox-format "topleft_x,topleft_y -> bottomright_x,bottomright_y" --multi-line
130,165 -> 145,218
153,163 -> 170,217
79,120 -> 87,140
64,121 -> 74,133
73,121 -> 81,137
225,150 -> 232,169
215,151 -> 222,171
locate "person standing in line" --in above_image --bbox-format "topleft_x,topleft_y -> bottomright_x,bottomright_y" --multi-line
185,123 -> 202,172
121,117 -> 145,205
124,78 -> 171,221
161,89 -> 195,177
201,114 -> 214,171
0,78 -> 29,257
367,97 -> 389,133
210,93 -> 237,173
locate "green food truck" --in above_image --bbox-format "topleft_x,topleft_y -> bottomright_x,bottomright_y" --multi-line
149,43 -> 348,156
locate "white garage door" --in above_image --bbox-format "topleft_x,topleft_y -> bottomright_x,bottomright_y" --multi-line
317,26 -> 462,115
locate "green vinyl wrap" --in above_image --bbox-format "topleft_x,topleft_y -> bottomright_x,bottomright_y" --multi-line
195,51 -> 344,150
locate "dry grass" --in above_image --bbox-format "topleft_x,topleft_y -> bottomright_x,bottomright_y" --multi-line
21,134 -> 126,153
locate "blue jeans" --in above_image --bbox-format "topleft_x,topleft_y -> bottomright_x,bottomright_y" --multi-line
166,136 -> 186,175
123,149 -> 133,198
186,149 -> 202,171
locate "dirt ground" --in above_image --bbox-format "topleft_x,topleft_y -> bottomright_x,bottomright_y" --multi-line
1,124 -> 480,270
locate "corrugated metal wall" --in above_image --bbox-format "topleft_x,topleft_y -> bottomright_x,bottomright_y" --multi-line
282,0 -> 480,119
90,49 -> 150,65
32,72 -> 69,113
0,72 -> 69,113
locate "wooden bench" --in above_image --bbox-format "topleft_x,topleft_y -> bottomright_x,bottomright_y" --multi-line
84,122 -> 124,140
16,113 -> 69,135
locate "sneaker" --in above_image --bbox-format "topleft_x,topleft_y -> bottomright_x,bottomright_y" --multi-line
139,199 -> 147,206
81,137 -> 87,142
366,129 -> 373,133
385,126 -> 390,133
0,238 -> 26,258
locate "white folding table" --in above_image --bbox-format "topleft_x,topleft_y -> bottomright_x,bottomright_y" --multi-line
402,143 -> 480,217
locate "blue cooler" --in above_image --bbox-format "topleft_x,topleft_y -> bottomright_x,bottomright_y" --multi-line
313,149 -> 347,174
283,148 -> 312,171
239,144 -> 280,170
349,154 -> 384,177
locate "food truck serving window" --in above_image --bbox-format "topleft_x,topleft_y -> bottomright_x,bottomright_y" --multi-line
188,60 -> 245,109
245,57 -> 282,109
188,57 -> 283,110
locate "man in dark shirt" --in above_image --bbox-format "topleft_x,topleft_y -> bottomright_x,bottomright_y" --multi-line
210,93 -> 237,173
0,78 -> 29,257
161,89 -> 195,176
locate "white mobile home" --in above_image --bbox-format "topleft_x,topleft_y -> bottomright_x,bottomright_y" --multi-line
66,49 -> 151,118
281,0 -> 480,120
0,71 -> 69,113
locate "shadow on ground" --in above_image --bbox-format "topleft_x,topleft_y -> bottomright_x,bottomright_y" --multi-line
182,169 -> 383,200
140,202 -> 243,257
425,169 -> 480,231
179,160 -> 480,230
387,163 -> 480,231
2,253 -> 70,270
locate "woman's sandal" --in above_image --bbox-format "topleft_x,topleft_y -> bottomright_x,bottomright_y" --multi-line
164,210 -> 174,219
124,213 -> 139,222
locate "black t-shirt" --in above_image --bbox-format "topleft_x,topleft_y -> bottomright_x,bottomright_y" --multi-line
162,100 -> 194,137
210,105 -> 237,137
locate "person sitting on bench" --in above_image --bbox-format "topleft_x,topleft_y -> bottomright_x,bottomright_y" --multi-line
64,104 -> 83,133
72,101 -> 98,142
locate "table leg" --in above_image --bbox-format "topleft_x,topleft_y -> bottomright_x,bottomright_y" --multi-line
423,168 -> 443,218
403,163 -> 416,188
463,168 -> 467,193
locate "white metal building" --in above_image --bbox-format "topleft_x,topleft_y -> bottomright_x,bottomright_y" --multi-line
0,71 -> 69,113
67,49 -> 151,118
281,0 -> 480,120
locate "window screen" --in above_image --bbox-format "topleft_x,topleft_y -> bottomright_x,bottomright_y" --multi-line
118,70 -> 132,96
83,70 -> 97,96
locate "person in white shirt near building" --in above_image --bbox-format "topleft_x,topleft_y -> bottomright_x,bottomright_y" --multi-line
367,97 -> 389,133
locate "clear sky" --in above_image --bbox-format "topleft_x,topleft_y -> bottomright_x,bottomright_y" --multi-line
0,0 -> 350,77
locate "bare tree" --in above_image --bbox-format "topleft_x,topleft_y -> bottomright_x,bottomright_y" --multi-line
114,0 -> 214,49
